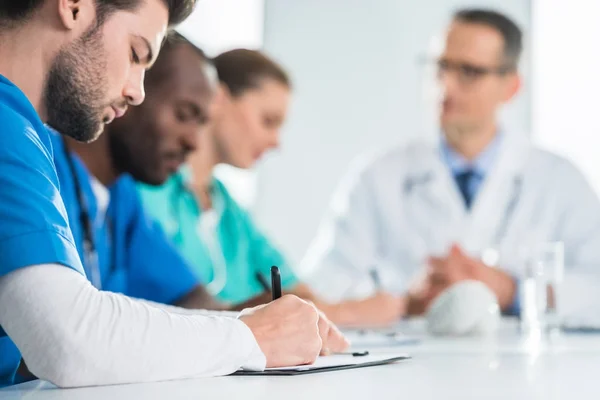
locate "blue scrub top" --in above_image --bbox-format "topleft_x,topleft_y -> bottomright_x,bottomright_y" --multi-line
49,131 -> 200,305
0,75 -> 84,387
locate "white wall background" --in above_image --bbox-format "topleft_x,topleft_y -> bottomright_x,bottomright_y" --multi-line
255,0 -> 532,273
531,0 -> 600,196
176,0 -> 264,56
175,0 -> 265,207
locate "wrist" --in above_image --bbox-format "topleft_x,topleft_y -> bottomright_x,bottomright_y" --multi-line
236,317 -> 268,371
480,266 -> 516,310
501,275 -> 518,311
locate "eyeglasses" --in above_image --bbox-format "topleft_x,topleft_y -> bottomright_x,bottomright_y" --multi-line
434,59 -> 514,85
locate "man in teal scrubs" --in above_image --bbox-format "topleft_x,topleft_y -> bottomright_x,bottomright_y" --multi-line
0,1 -> 347,388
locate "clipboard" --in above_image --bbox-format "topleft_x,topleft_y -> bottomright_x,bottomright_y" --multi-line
232,353 -> 411,376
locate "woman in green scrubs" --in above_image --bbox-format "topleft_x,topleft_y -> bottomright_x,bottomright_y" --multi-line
138,49 -> 405,326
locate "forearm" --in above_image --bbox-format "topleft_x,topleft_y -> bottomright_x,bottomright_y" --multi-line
230,283 -> 317,312
312,302 -> 356,326
289,284 -> 349,324
291,284 -> 406,327
0,265 -> 265,388
173,285 -> 230,311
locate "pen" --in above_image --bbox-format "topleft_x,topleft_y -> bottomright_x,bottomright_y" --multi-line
256,272 -> 271,293
271,265 -> 282,300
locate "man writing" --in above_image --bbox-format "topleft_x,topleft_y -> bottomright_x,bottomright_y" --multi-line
0,0 -> 345,388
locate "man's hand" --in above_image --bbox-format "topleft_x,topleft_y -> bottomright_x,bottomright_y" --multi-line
314,307 -> 351,355
408,244 -> 517,314
318,293 -> 406,328
239,295 -> 349,368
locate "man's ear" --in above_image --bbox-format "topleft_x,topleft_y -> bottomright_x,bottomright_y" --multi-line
56,0 -> 96,32
502,73 -> 521,103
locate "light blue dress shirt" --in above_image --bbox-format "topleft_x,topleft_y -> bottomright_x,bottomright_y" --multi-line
440,133 -> 503,204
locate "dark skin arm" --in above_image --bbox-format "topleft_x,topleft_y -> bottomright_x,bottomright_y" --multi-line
229,284 -> 406,328
229,292 -> 273,311
164,282 -> 409,328
173,285 -> 230,311
174,284 -> 299,312
17,359 -> 35,382
228,284 -> 322,311
174,285 -> 278,311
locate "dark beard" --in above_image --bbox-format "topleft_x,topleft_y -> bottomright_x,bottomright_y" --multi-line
43,22 -> 108,143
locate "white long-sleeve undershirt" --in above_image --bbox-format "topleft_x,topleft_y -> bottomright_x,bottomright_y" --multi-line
0,264 -> 266,388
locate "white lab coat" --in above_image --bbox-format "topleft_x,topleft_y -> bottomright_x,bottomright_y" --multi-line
304,131 -> 600,317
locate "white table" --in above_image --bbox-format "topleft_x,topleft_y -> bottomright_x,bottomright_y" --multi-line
2,319 -> 600,400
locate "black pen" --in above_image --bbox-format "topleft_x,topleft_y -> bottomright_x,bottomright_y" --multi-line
271,265 -> 282,300
255,272 -> 271,294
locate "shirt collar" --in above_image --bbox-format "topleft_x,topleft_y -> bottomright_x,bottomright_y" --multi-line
177,164 -> 225,215
90,176 -> 110,220
440,131 -> 503,177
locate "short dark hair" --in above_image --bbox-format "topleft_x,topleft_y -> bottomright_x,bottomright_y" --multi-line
163,31 -> 209,62
453,8 -> 522,69
213,49 -> 291,97
144,31 -> 210,89
0,0 -> 196,28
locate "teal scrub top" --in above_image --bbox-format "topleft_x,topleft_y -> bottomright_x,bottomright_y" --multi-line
137,168 -> 299,304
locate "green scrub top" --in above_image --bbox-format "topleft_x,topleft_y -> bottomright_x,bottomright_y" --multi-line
137,167 -> 299,304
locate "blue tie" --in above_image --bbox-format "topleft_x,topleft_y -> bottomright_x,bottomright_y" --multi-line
455,169 -> 476,209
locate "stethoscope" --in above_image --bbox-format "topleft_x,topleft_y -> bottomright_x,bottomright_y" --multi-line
171,174 -> 228,296
402,169 -> 524,263
61,137 -> 107,289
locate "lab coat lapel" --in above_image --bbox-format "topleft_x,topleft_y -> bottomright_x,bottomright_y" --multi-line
403,143 -> 466,255
463,132 -> 532,254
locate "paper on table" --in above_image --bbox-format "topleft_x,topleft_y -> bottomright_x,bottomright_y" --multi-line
263,353 -> 409,371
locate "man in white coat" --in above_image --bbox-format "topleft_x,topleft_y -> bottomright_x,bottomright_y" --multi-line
304,8 -> 600,319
